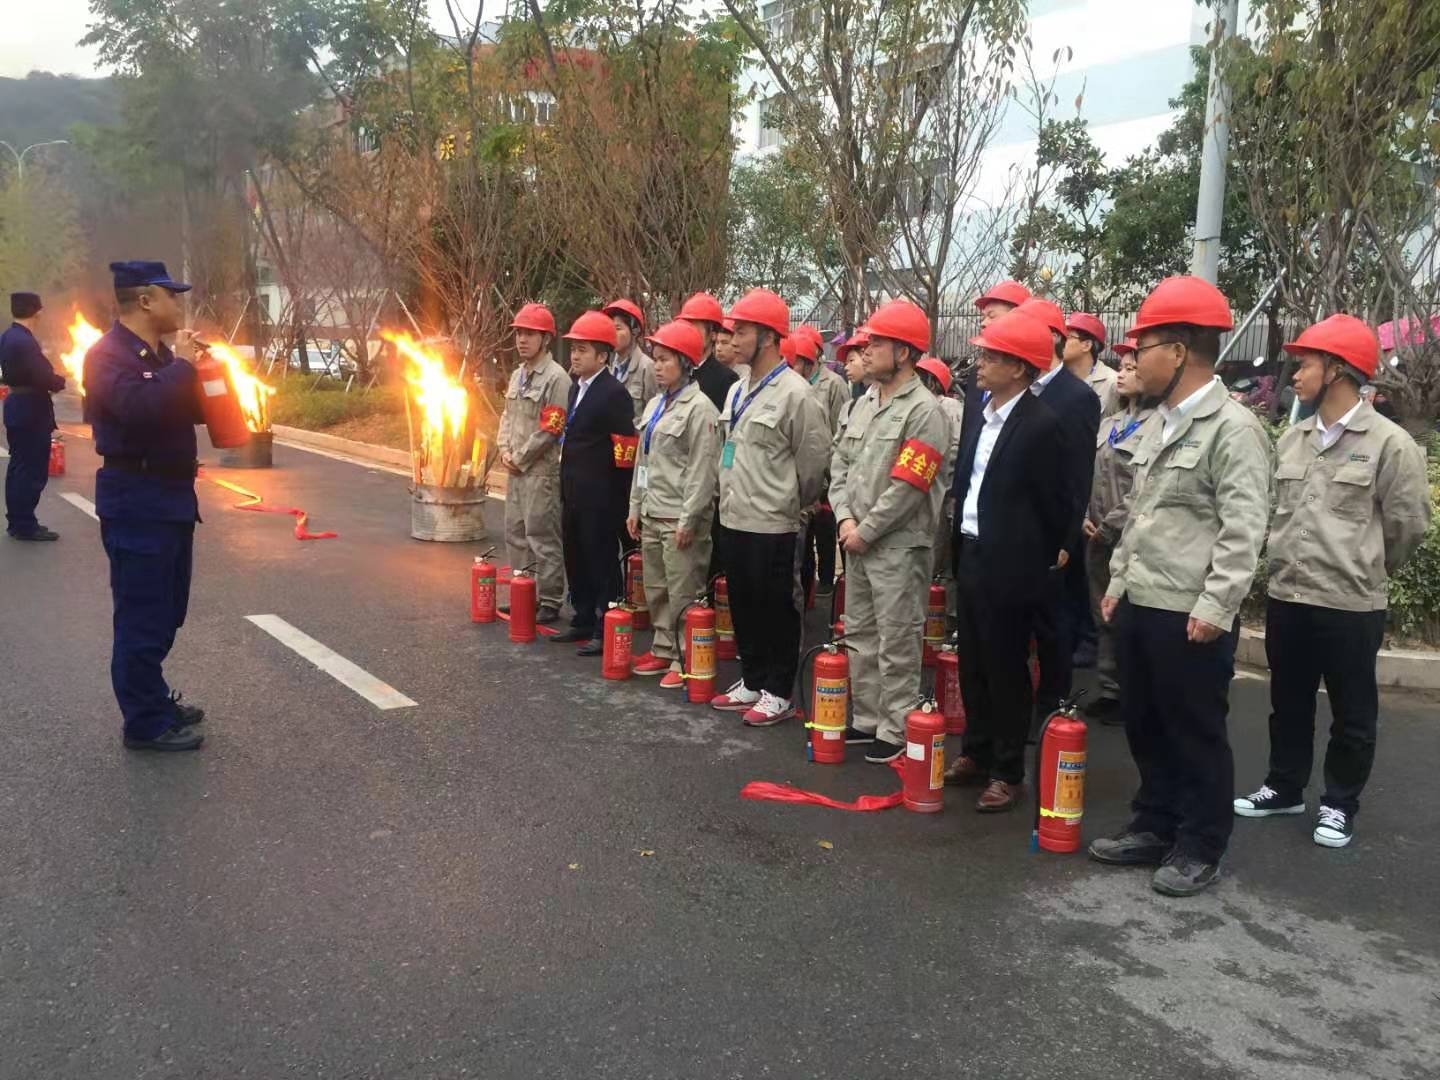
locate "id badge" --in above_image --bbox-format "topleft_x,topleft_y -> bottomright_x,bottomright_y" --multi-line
720,441 -> 736,469
635,464 -> 649,490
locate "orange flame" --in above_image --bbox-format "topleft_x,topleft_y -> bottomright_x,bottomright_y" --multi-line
60,313 -> 103,395
383,330 -> 481,488
206,342 -> 275,433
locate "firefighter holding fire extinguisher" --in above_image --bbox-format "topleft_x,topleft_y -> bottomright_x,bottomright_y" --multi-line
625,320 -> 721,689
829,300 -> 952,762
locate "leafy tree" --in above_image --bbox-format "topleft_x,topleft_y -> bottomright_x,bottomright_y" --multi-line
726,151 -> 833,302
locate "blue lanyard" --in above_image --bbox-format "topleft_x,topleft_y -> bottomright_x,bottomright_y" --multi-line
1108,415 -> 1142,446
643,388 -> 681,454
728,364 -> 787,432
561,380 -> 585,445
615,353 -> 631,382
519,368 -> 532,393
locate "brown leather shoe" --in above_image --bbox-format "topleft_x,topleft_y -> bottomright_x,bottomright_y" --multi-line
976,780 -> 1021,812
943,755 -> 985,787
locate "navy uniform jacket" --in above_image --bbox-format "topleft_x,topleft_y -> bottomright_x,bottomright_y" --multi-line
82,322 -> 204,524
561,369 -> 635,516
0,322 -> 65,431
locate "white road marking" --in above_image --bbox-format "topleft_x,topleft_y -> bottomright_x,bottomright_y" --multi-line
269,437 -> 507,499
244,614 -> 417,710
59,493 -> 99,520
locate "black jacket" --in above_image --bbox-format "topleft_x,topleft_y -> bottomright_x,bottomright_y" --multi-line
1034,366 -> 1101,551
694,353 -> 738,414
0,322 -> 65,431
560,368 -> 635,515
951,389 -> 1070,602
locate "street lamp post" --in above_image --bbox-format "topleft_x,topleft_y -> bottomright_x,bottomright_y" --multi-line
0,139 -> 71,180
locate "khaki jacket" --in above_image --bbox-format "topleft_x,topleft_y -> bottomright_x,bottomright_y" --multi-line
1266,401 -> 1431,611
497,353 -> 570,476
830,376 -> 951,548
1088,405 -> 1157,544
1107,378 -> 1273,627
937,394 -> 964,468
1086,360 -> 1121,419
808,364 -> 851,436
612,346 -> 659,422
628,380 -> 722,532
718,363 -> 830,533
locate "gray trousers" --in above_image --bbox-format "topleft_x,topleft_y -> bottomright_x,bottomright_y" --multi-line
504,469 -> 565,609
1085,535 -> 1119,701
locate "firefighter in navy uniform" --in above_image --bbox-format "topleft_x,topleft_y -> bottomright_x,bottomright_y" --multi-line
82,262 -> 208,752
1,291 -> 66,540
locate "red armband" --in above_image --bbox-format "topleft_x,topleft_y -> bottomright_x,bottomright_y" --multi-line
890,438 -> 941,491
539,405 -> 566,435
611,433 -> 639,468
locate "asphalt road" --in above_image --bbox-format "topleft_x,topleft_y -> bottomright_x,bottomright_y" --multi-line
2,411 -> 1438,1080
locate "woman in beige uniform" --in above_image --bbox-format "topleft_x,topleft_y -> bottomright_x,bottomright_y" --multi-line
626,320 -> 722,689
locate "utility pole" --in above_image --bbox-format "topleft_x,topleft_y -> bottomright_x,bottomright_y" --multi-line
1190,0 -> 1239,283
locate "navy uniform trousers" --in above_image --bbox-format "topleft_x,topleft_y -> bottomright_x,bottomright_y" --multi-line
101,518 -> 194,740
4,423 -> 51,535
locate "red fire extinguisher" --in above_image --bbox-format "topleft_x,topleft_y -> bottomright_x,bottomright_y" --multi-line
934,638 -> 965,736
1034,693 -> 1088,853
799,634 -> 852,765
621,550 -> 650,631
902,700 -> 945,813
193,347 -> 252,449
470,548 -> 497,624
602,603 -> 634,680
47,433 -> 66,477
679,600 -> 717,704
921,580 -> 947,668
711,574 -> 737,661
508,565 -> 537,643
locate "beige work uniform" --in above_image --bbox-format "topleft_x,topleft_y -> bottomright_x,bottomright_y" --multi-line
808,364 -> 850,436
1107,379 -> 1272,628
1085,405 -> 1157,699
1267,402 -> 1430,610
830,376 -> 951,745
718,366 -> 830,534
612,346 -> 659,422
629,381 -> 722,665
497,353 -> 570,608
1086,360 -> 1121,419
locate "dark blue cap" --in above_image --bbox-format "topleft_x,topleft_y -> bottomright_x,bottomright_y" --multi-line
109,260 -> 192,293
10,292 -> 42,319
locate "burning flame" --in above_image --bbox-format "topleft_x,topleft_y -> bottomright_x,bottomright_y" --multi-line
60,313 -> 103,395
206,342 -> 275,433
383,330 -> 482,488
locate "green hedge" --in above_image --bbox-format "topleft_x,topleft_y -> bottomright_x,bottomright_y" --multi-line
269,378 -> 405,431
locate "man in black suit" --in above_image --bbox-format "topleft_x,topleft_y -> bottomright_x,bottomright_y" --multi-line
943,310 -> 1070,812
1013,298 -> 1101,721
549,311 -> 637,656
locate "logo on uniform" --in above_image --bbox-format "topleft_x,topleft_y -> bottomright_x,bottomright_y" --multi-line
611,433 -> 639,469
539,404 -> 565,435
890,438 -> 941,491
142,371 -> 154,379
1347,452 -> 1371,464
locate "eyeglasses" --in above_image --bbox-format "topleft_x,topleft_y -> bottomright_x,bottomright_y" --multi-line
1132,340 -> 1182,357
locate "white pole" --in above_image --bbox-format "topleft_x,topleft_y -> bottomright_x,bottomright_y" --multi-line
1190,0 -> 1239,283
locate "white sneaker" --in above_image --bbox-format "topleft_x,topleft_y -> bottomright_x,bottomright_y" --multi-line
711,678 -> 760,712
1313,806 -> 1354,848
742,691 -> 795,727
1233,784 -> 1305,818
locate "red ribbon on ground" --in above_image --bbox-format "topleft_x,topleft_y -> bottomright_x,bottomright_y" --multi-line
204,475 -> 338,541
740,761 -> 905,812
494,608 -> 560,636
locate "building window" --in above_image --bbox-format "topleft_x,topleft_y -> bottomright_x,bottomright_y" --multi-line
759,94 -> 784,149
762,0 -> 813,42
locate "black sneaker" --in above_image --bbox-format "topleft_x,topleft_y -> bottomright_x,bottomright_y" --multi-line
535,605 -> 561,624
1313,806 -> 1353,849
1152,851 -> 1221,896
10,526 -> 59,541
1233,785 -> 1305,818
170,691 -> 205,728
124,726 -> 204,752
1088,829 -> 1170,866
843,725 -> 876,744
1083,697 -> 1123,725
864,738 -> 904,764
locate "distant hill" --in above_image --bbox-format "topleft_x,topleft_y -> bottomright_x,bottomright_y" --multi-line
0,71 -> 119,149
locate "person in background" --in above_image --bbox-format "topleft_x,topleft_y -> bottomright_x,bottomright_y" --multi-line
1234,314 -> 1431,849
788,326 -> 846,600
1,291 -> 66,541
626,320 -> 722,689
1064,313 -> 1121,419
677,292 -> 737,414
716,316 -> 748,384
917,355 -> 964,585
604,299 -> 659,421
836,329 -> 872,430
1081,337 -> 1153,725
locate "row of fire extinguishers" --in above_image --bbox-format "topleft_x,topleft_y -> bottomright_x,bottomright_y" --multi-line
469,553 -> 1088,855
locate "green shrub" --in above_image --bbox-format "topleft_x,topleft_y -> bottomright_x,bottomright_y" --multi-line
269,379 -> 405,431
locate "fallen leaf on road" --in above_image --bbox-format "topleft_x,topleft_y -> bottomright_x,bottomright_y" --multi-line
637,850 -> 656,857
817,840 -> 834,851
568,863 -> 580,871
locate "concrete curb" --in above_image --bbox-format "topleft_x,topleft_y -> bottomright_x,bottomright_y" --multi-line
270,424 -> 508,498
1238,627 -> 1439,691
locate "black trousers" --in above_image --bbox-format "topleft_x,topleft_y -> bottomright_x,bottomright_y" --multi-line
955,540 -> 1037,784
4,424 -> 50,535
1116,601 -> 1237,863
720,525 -> 801,698
1032,562 -> 1076,716
563,499 -> 622,636
801,506 -> 838,591
1263,598 -> 1386,817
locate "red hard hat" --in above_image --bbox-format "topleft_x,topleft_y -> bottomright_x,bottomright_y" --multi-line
729,288 -> 790,337
1067,312 -> 1106,346
1112,335 -> 1138,357
779,335 -> 796,363
796,324 -> 824,351
1016,297 -> 1067,340
970,309 -> 1054,370
564,310 -> 619,348
916,355 -> 952,394
603,298 -> 646,330
720,317 -> 735,333
1283,313 -> 1380,379
836,329 -> 870,364
511,302 -> 556,335
1129,275 -> 1234,335
789,329 -> 819,362
647,319 -> 704,364
865,299 -> 930,353
677,292 -> 725,327
975,279 -> 1031,311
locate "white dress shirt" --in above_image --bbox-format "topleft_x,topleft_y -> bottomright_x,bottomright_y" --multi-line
1158,376 -> 1221,446
1030,362 -> 1063,395
574,370 -> 599,411
1315,400 -> 1362,451
959,391 -> 1022,538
